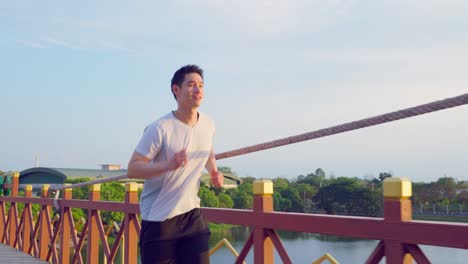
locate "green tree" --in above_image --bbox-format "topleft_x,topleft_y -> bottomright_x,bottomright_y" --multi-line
295,183 -> 317,199
315,168 -> 326,178
279,186 -> 302,212
378,172 -> 392,182
295,183 -> 318,212
65,178 -> 92,200
314,177 -> 380,216
435,177 -> 457,201
273,192 -> 291,211
297,171 -> 325,188
274,177 -> 290,190
226,186 -> 253,209
237,182 -> 253,195
233,191 -> 252,209
241,177 -> 256,184
218,193 -> 234,208
199,186 -> 219,207
64,178 -> 91,224
100,182 -> 126,224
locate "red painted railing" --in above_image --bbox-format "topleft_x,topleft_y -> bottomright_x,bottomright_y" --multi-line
1,174 -> 468,264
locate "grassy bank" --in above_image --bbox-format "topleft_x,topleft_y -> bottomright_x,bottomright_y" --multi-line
208,223 -> 239,232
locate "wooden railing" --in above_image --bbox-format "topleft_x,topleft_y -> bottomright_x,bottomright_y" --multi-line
0,173 -> 140,264
1,172 -> 468,264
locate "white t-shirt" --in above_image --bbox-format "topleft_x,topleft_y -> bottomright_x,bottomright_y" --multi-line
135,112 -> 215,221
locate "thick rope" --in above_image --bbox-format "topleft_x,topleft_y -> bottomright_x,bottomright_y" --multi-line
51,93 -> 468,193
215,93 -> 468,159
51,174 -> 128,192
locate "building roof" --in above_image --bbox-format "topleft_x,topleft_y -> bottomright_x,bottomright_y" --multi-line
51,168 -> 127,179
19,167 -> 129,185
21,167 -> 127,178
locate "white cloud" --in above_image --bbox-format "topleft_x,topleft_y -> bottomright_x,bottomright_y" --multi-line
3,1 -> 358,52
16,39 -> 44,48
44,37 -> 82,49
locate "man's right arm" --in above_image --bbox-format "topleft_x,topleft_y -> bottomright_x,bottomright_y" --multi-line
127,150 -> 187,179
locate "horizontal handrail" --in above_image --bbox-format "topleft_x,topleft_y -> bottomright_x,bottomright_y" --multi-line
203,208 -> 468,250
2,194 -> 467,250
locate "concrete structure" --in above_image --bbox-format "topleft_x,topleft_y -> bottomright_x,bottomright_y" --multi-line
18,167 -> 134,191
201,172 -> 242,188
100,164 -> 122,170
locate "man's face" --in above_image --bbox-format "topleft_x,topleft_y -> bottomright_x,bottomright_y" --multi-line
173,73 -> 204,108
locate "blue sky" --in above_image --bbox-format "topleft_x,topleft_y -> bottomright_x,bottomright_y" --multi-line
1,1 -> 467,182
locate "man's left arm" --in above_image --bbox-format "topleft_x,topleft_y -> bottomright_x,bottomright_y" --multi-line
205,147 -> 224,188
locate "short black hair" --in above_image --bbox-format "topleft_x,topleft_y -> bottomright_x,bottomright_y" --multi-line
171,64 -> 204,100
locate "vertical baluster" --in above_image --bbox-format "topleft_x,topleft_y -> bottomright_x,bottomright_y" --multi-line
383,177 -> 413,264
22,184 -> 33,254
39,184 -> 51,260
60,184 -> 72,264
124,182 -> 138,264
253,179 -> 274,264
8,172 -> 19,247
87,184 -> 101,264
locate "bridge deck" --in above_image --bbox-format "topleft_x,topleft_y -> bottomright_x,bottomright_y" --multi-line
0,243 -> 48,263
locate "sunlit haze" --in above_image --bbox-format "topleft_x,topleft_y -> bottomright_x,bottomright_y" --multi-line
1,1 -> 467,182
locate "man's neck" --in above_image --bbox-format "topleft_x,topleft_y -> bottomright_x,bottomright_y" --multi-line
174,108 -> 199,127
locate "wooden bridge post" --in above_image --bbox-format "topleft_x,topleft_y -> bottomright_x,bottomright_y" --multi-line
11,171 -> 19,196
87,184 -> 101,264
39,184 -> 51,260
253,179 -> 274,264
22,184 -> 33,254
8,172 -> 19,247
124,182 -> 138,264
59,184 -> 72,264
383,177 -> 413,264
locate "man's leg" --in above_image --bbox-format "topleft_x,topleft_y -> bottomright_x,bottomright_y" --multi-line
140,220 -> 179,264
140,238 -> 178,264
176,232 -> 210,264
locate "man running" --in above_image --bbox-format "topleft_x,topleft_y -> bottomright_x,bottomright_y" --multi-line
128,64 -> 223,264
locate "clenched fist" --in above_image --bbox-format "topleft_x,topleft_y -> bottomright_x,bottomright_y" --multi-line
168,149 -> 187,170
210,169 -> 224,188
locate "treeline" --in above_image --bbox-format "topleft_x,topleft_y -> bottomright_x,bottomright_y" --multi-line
2,168 -> 467,226
200,168 -> 386,216
413,177 -> 468,215
199,168 -> 468,219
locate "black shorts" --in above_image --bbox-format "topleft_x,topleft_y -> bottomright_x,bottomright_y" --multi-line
139,208 -> 210,264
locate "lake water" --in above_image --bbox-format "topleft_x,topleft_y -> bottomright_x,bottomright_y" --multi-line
209,226 -> 468,264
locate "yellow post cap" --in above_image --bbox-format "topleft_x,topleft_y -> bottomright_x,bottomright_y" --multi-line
13,171 -> 20,178
89,184 -> 101,192
25,185 -> 33,191
125,182 -> 138,192
63,183 -> 73,192
42,184 -> 50,192
253,179 -> 273,195
383,177 -> 412,198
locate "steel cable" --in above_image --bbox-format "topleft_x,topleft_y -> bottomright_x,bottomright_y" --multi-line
51,93 -> 468,192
